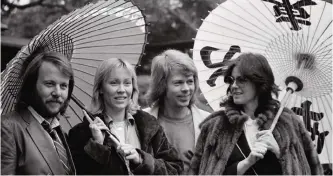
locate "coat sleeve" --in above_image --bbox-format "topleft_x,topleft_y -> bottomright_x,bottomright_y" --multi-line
132,126 -> 184,175
1,116 -> 17,175
187,121 -> 210,175
294,114 -> 323,175
68,124 -> 111,175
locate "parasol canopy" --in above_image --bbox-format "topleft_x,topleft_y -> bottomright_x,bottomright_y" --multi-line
1,0 -> 148,133
193,0 -> 332,167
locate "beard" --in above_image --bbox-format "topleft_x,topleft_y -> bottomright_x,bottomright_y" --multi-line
30,91 -> 67,120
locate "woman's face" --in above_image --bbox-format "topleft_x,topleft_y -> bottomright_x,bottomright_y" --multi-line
229,66 -> 257,106
101,67 -> 133,112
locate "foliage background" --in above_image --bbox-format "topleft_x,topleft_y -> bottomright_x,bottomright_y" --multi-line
1,0 -> 226,43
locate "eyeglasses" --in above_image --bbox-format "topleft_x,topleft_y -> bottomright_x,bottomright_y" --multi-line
224,76 -> 248,86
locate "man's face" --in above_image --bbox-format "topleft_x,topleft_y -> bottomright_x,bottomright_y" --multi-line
165,70 -> 195,108
34,61 -> 70,118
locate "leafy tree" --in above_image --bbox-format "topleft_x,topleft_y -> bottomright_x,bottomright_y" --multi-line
1,0 -> 225,42
133,0 -> 225,43
1,0 -> 91,38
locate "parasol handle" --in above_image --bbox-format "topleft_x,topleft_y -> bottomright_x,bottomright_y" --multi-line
269,81 -> 299,131
82,109 -> 121,148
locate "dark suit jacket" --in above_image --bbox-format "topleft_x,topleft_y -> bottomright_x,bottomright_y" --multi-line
1,108 -> 76,175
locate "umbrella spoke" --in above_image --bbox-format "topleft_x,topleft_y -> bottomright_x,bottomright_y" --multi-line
48,0 -> 123,37
194,0 -> 331,164
74,33 -> 146,47
71,13 -> 144,39
208,11 -> 272,42
311,36 -> 332,56
64,1 -> 132,35
259,1 -> 292,36
68,100 -> 83,122
219,1 -> 279,38
1,0 -> 148,136
306,3 -> 329,53
313,97 -> 331,162
194,38 -> 266,51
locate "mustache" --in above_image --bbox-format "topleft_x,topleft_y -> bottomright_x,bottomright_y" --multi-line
46,99 -> 63,104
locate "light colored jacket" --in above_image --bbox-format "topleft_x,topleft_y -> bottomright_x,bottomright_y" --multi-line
1,108 -> 76,175
143,105 -> 210,145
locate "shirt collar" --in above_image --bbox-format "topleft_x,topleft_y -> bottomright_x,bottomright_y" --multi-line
27,106 -> 60,129
104,112 -> 135,126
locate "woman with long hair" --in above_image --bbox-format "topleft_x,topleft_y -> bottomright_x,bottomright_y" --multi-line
187,53 -> 323,175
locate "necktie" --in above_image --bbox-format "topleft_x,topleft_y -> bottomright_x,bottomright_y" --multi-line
41,121 -> 72,175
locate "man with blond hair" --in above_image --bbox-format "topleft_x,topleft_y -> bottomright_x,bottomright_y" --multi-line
145,49 -> 210,172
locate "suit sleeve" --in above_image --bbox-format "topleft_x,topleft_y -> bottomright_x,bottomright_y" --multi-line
187,122 -> 210,175
132,126 -> 184,175
1,117 -> 17,175
294,114 -> 323,175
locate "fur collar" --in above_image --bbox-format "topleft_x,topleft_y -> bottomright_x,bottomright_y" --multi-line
224,100 -> 279,130
199,101 -> 280,152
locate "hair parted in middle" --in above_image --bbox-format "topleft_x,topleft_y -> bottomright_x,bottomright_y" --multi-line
89,58 -> 140,115
15,51 -> 74,115
146,49 -> 199,107
221,52 -> 280,115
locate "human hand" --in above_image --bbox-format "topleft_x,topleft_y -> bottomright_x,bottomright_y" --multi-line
89,117 -> 108,144
246,141 -> 267,166
256,130 -> 280,158
117,144 -> 142,164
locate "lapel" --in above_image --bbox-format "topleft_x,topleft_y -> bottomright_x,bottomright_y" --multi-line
146,105 -> 159,118
20,109 -> 65,175
133,111 -> 159,151
190,105 -> 202,145
57,126 -> 76,175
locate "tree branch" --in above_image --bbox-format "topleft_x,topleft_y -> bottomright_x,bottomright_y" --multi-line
41,3 -> 70,12
166,8 -> 197,32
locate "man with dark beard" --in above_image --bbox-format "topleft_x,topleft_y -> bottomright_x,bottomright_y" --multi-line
1,52 -> 76,175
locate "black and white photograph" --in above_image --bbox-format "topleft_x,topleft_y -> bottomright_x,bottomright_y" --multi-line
1,0 -> 332,175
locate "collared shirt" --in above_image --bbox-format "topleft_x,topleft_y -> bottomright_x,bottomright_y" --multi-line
104,113 -> 141,149
27,106 -> 62,148
27,106 -> 60,129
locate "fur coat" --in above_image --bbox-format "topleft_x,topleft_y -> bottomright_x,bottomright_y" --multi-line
187,106 -> 323,175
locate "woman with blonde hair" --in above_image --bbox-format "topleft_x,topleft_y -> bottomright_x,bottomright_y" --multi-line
68,58 -> 183,175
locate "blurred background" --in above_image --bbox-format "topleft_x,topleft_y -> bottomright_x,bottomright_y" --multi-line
1,0 -> 224,112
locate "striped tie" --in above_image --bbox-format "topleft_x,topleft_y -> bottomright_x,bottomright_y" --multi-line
42,121 -> 72,175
